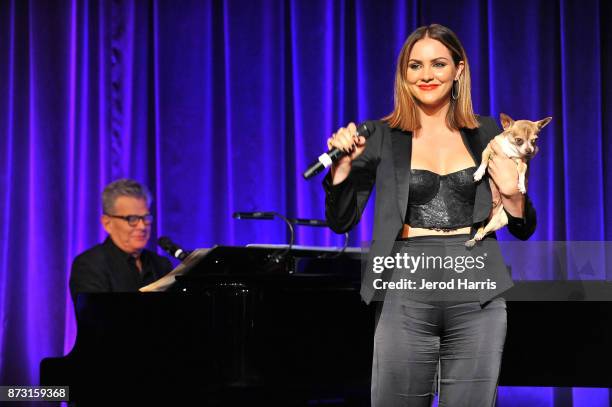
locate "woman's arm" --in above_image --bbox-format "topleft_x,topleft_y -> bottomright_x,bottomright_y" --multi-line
481,116 -> 537,240
504,194 -> 537,240
322,121 -> 381,233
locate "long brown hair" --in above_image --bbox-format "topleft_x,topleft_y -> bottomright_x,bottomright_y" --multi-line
383,24 -> 479,131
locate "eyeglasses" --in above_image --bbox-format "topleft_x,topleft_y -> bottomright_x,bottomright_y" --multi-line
105,213 -> 154,227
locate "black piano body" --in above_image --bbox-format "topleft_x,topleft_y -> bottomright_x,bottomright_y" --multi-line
41,246 -> 612,404
41,246 -> 374,404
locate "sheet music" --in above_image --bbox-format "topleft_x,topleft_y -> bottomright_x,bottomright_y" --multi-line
139,248 -> 210,292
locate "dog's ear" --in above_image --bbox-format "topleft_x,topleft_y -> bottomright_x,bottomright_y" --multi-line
537,116 -> 552,130
500,113 -> 514,130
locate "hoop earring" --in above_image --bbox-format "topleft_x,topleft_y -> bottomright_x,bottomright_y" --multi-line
451,80 -> 460,100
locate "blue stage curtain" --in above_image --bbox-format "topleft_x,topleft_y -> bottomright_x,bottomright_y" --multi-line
1,0 -> 611,404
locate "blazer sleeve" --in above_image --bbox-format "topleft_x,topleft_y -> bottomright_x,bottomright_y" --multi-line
322,120 -> 382,234
481,116 -> 537,240
69,253 -> 110,303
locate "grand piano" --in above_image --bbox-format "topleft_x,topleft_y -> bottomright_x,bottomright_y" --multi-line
40,246 -> 612,405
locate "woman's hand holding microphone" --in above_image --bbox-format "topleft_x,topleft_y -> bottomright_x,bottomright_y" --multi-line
327,122 -> 367,185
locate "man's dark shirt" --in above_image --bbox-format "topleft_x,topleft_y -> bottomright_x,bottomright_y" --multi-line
69,237 -> 173,303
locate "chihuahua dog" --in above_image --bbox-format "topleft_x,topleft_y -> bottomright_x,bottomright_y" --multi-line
465,113 -> 552,247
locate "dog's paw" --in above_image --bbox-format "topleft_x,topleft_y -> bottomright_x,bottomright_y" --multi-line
466,232 -> 485,247
473,168 -> 485,182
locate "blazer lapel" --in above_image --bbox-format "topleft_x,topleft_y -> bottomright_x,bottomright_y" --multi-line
391,129 -> 412,222
460,128 -> 492,223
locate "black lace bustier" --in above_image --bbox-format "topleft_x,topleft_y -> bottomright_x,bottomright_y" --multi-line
405,167 -> 477,231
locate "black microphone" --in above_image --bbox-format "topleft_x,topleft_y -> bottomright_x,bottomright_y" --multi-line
158,236 -> 189,261
289,218 -> 328,227
232,212 -> 276,220
302,122 -> 372,180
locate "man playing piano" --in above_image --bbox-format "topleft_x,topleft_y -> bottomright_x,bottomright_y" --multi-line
69,178 -> 172,303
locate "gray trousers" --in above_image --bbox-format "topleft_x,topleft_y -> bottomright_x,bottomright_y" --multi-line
371,296 -> 506,407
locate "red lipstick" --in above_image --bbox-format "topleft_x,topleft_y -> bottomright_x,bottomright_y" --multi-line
418,84 -> 439,91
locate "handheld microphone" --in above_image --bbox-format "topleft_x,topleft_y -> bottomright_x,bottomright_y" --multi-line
302,122 -> 372,180
158,236 -> 189,261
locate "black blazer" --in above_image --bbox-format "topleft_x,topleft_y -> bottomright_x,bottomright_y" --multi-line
69,237 -> 173,304
323,116 -> 536,304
